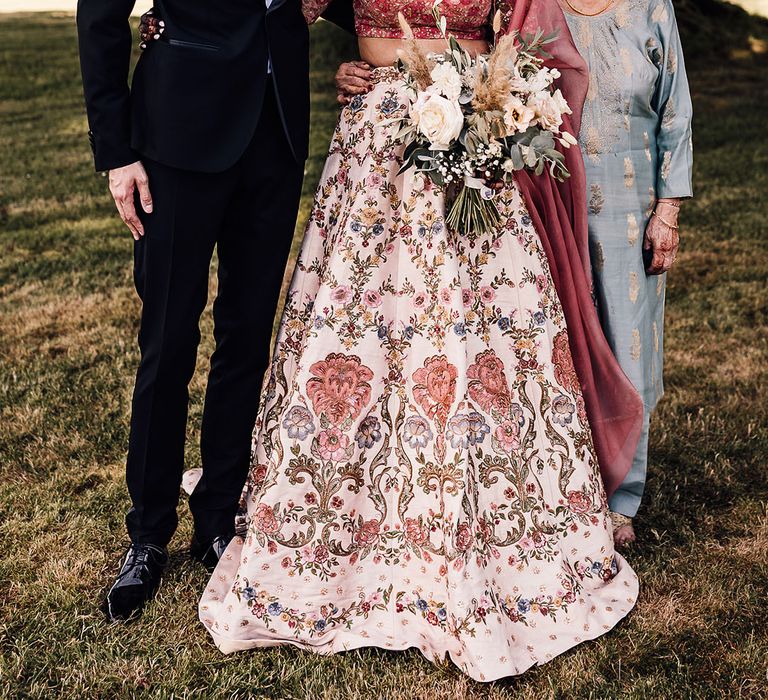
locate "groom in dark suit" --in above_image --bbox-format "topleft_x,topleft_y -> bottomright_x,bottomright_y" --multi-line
77,0 -> 312,620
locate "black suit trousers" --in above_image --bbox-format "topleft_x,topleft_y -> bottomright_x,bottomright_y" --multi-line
126,84 -> 303,546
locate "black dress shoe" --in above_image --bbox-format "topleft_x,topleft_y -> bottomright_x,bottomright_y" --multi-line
106,543 -> 169,621
190,533 -> 233,571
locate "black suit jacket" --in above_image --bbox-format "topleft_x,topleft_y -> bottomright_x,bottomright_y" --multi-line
77,0 -> 310,173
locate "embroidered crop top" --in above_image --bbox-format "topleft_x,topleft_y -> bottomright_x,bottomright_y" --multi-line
303,0 -> 499,40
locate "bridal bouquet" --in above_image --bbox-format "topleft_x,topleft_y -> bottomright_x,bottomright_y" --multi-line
391,0 -> 577,236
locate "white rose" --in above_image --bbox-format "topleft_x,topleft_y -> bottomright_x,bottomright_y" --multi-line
530,91 -> 564,131
526,67 -> 555,93
430,62 -> 463,101
508,66 -> 528,93
551,88 -> 573,117
410,92 -> 464,150
503,95 -> 536,135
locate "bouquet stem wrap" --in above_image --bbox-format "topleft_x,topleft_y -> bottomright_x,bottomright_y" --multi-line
445,180 -> 501,236
505,0 -> 643,497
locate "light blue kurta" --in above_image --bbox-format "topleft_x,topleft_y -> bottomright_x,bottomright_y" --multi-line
565,0 -> 693,516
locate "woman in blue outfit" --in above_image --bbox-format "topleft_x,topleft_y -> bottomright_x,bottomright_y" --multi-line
561,0 -> 693,544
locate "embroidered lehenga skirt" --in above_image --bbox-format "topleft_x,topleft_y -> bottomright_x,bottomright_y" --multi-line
199,68 -> 638,682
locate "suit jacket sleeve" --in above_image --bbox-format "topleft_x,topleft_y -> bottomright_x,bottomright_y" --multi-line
319,0 -> 356,34
77,0 -> 140,172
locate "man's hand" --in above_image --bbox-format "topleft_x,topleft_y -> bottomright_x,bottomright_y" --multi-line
108,161 -> 153,240
335,61 -> 372,105
644,199 -> 681,275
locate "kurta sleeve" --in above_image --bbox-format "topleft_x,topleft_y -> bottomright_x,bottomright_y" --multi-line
650,0 -> 693,199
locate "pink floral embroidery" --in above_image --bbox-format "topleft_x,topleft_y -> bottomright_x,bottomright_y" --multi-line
455,522 -> 473,551
307,353 -> 374,425
494,420 -> 521,452
567,491 -> 593,514
404,517 -> 430,547
317,427 -> 351,462
253,503 -> 280,535
354,519 -> 381,547
552,331 -> 580,394
412,355 -> 458,427
467,350 -> 511,413
363,289 -> 382,308
330,285 -> 353,305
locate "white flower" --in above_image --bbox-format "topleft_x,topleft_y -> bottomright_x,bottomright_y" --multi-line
560,130 -> 578,145
487,140 -> 503,157
526,67 -> 555,93
505,64 -> 527,93
410,92 -> 464,150
430,62 -> 463,101
552,89 -> 572,116
530,91 -> 564,132
503,95 -> 536,135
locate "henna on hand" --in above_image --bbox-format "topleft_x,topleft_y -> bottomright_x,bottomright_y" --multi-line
644,201 -> 681,275
335,61 -> 373,105
139,8 -> 165,50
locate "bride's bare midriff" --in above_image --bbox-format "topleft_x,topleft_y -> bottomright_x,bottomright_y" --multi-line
358,37 -> 490,67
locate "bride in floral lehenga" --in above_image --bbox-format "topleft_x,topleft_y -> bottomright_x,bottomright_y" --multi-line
198,0 -> 641,682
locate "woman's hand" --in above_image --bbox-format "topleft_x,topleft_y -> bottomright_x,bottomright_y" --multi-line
335,61 -> 373,105
139,8 -> 164,50
644,198 -> 681,275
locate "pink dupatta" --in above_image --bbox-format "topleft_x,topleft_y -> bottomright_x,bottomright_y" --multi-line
504,0 -> 643,497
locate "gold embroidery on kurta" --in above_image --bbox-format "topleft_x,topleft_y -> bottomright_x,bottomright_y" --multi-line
629,271 -> 640,303
620,48 -> 633,77
661,151 -> 672,180
585,126 -> 602,164
624,157 -> 635,188
661,100 -> 676,129
652,3 -> 669,23
653,320 -> 659,352
589,184 -> 605,216
646,36 -> 659,59
646,187 -> 656,218
631,329 -> 642,361
657,275 -> 665,297
575,18 -> 625,158
667,48 -> 678,74
627,213 -> 640,245
615,1 -> 630,27
587,72 -> 598,103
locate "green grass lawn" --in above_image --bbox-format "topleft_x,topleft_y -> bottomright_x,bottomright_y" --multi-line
1,9 -> 767,700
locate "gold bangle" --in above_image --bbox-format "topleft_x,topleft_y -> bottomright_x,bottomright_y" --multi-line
653,212 -> 679,229
657,200 -> 680,209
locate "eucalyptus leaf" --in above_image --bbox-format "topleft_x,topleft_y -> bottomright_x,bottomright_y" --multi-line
508,145 -> 524,170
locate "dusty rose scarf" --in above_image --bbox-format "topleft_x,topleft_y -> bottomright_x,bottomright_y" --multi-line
506,0 -> 643,497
